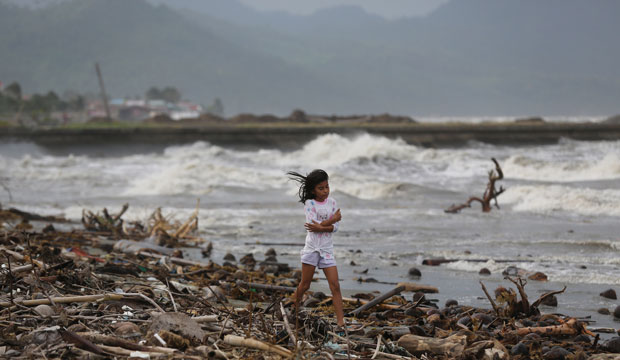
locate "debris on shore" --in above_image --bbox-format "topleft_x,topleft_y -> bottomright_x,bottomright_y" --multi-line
445,158 -> 505,214
1,204 -> 619,359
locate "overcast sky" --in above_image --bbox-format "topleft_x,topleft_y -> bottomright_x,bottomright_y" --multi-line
237,0 -> 449,19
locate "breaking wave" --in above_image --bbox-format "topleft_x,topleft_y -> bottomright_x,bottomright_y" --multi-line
502,185 -> 620,217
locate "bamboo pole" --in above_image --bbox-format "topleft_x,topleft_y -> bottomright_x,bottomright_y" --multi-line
237,280 -> 296,293
0,293 -> 123,308
138,251 -> 210,268
193,314 -> 223,323
76,332 -> 177,354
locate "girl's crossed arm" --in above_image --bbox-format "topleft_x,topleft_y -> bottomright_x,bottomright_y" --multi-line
304,205 -> 341,233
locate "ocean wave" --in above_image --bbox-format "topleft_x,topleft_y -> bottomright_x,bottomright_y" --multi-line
503,152 -> 620,182
502,185 -> 620,217
122,134 -> 428,198
278,133 -> 419,167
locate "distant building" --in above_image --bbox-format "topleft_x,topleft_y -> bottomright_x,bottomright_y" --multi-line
118,105 -> 151,122
87,98 -> 204,122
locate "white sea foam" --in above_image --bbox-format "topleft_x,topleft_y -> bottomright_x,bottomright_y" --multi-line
278,133 -> 419,167
503,151 -> 620,182
502,185 -> 620,217
444,259 -> 620,285
2,134 -> 619,205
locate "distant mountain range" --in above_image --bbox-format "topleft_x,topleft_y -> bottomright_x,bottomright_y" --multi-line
1,0 -> 619,116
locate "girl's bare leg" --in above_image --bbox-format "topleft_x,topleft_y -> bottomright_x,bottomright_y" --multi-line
323,266 -> 345,327
294,263 -> 316,310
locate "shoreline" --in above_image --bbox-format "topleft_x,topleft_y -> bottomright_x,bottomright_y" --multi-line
3,121 -> 620,148
1,209 -> 619,358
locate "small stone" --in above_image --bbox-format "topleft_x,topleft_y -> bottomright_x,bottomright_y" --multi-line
303,297 -> 320,307
528,271 -> 548,281
540,295 -> 558,307
457,316 -> 471,327
350,260 -> 357,266
614,305 -> 620,319
479,268 -> 491,275
579,265 -> 587,269
409,325 -> 427,336
471,312 -> 493,325
312,291 -> 327,300
33,304 -> 55,318
445,299 -> 458,307
42,224 -> 56,233
114,322 -> 141,337
352,293 -> 374,300
265,248 -> 276,256
511,342 -> 529,356
598,308 -> 610,315
223,252 -> 236,261
408,267 -> 421,277
603,337 -> 620,353
264,255 -> 278,263
405,307 -> 424,317
239,253 -> 256,265
523,333 -> 541,341
573,334 -> 590,344
502,266 -> 520,276
521,319 -> 536,327
600,289 -> 617,300
544,346 -> 571,359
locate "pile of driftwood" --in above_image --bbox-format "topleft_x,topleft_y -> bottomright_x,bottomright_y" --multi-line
1,205 -> 619,359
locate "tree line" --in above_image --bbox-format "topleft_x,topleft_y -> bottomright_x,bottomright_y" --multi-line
0,82 -> 85,115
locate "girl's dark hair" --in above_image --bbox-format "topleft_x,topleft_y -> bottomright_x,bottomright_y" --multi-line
287,169 -> 329,204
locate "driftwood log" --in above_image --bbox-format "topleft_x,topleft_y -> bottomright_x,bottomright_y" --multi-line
348,282 -> 438,317
445,157 -> 505,213
397,334 -> 467,357
223,335 -> 293,357
514,318 -> 594,337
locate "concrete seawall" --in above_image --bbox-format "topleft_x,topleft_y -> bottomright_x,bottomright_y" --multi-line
2,122 -> 620,149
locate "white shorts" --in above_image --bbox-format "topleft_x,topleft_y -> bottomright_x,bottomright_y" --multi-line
301,251 -> 336,269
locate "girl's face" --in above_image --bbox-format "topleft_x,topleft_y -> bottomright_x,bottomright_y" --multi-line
313,180 -> 330,202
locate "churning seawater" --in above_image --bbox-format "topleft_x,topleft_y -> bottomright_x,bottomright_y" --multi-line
1,130 -> 619,330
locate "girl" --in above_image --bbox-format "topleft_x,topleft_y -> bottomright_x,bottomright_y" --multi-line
287,169 -> 345,328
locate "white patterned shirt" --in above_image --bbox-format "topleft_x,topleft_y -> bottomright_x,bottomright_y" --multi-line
300,197 -> 340,259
